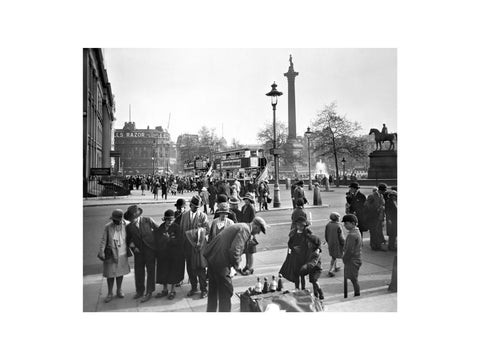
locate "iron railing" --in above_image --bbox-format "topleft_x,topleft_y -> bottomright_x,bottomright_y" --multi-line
84,175 -> 131,198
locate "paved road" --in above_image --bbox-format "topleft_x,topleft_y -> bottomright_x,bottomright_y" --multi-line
83,188 -> 348,275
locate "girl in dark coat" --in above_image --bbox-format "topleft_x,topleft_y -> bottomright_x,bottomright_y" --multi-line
325,212 -> 345,277
287,217 -> 310,290
154,210 -> 185,300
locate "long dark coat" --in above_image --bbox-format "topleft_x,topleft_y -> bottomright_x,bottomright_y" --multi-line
154,222 -> 185,285
346,190 -> 368,232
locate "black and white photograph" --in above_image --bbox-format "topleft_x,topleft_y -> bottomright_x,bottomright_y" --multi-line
83,48 -> 397,312
3,1 -> 479,359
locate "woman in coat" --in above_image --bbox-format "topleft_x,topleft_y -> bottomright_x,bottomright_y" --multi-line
154,210 -> 185,300
97,209 -> 131,303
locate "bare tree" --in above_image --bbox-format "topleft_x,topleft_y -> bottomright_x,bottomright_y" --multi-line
256,120 -> 305,175
311,102 -> 366,187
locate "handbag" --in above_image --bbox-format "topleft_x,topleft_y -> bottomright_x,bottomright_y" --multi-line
279,250 -> 297,283
267,195 -> 272,204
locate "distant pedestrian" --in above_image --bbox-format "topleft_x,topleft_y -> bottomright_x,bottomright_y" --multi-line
154,210 -> 184,300
325,212 -> 345,277
97,209 -> 131,303
200,187 -> 209,213
293,180 -> 307,207
140,178 -> 146,196
204,217 -> 267,312
342,214 -> 362,297
208,181 -> 217,214
152,180 -> 159,200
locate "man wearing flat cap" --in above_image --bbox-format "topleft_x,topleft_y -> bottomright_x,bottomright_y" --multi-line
204,217 -> 267,312
179,194 -> 210,298
345,182 -> 367,236
125,204 -> 160,302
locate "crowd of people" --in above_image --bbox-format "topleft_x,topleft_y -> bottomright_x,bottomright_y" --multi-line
97,177 -> 397,311
98,185 -> 269,311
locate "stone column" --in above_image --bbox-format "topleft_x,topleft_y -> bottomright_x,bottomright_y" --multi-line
284,55 -> 299,140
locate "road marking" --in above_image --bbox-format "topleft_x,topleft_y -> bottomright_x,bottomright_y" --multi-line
267,218 -> 329,227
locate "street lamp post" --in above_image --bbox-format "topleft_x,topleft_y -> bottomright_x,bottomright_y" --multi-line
341,157 -> 346,185
152,140 -> 156,176
305,127 -> 313,190
266,82 -> 283,208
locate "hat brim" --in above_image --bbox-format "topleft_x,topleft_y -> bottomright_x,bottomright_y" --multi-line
110,216 -> 123,221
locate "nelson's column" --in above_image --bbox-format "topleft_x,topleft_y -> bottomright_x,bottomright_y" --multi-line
283,55 -> 304,170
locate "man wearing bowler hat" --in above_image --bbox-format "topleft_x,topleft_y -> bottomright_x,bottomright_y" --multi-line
179,194 -> 210,298
204,216 -> 267,312
125,204 -> 160,302
345,182 -> 367,236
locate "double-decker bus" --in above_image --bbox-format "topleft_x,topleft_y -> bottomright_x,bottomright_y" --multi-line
212,148 -> 267,181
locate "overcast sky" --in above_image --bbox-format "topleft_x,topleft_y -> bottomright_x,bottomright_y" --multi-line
104,48 -> 396,144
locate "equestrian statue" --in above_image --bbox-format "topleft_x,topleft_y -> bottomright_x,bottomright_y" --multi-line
369,123 -> 397,151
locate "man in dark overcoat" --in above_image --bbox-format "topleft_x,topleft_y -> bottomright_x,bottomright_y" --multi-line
345,182 -> 367,236
125,204 -> 160,302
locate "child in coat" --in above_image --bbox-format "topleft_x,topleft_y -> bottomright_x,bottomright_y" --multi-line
298,233 -> 324,300
342,214 -> 362,297
325,212 -> 345,277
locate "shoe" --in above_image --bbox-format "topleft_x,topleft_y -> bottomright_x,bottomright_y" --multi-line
133,292 -> 144,300
187,289 -> 198,297
334,267 -> 341,272
167,291 -> 176,300
200,291 -> 208,299
328,272 -> 335,277
155,290 -> 168,298
104,294 -> 113,303
116,290 -> 125,298
354,292 -> 360,297
140,293 -> 152,303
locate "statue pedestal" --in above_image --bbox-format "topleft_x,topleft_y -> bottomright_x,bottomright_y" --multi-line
368,150 -> 397,179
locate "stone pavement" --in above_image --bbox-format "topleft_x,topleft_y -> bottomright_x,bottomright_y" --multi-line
83,243 -> 397,312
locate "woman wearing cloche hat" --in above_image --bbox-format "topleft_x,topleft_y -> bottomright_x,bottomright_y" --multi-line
154,210 -> 184,300
97,209 -> 131,303
209,203 -> 234,240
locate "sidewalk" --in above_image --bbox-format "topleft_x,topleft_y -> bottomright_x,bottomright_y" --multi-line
83,239 -> 397,312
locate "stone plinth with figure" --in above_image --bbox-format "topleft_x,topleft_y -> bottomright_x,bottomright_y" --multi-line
367,125 -> 397,179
